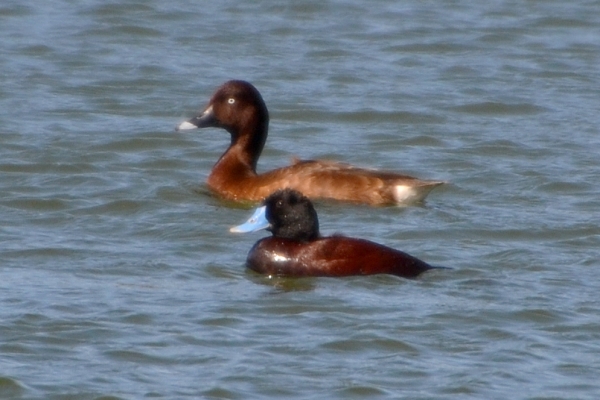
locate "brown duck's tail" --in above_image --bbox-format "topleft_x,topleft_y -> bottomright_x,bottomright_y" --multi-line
392,180 -> 444,203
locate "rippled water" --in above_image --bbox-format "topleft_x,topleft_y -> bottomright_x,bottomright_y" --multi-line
2,0 -> 600,399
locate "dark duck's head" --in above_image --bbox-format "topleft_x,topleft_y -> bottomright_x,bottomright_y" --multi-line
231,189 -> 319,242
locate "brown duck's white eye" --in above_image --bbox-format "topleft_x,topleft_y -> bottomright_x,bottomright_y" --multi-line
227,98 -> 235,104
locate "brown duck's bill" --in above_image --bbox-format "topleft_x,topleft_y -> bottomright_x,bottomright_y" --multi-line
175,105 -> 217,131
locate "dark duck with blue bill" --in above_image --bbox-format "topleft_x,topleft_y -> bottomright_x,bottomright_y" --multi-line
231,189 -> 442,278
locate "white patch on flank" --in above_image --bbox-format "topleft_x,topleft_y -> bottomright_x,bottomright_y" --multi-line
393,185 -> 417,203
177,120 -> 198,130
273,253 -> 288,262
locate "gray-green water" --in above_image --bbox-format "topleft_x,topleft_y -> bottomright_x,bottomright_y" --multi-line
2,1 -> 600,399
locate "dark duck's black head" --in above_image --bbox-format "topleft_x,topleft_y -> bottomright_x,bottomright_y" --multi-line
230,189 -> 320,242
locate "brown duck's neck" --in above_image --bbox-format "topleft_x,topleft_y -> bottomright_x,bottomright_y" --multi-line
210,128 -> 265,187
208,145 -> 258,193
213,143 -> 255,173
224,113 -> 269,172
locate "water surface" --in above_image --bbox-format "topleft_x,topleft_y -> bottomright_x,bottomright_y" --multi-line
1,0 -> 600,399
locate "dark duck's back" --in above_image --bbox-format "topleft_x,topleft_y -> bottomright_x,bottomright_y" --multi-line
231,189 -> 438,278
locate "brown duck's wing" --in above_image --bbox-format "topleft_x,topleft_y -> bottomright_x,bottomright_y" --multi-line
253,159 -> 443,205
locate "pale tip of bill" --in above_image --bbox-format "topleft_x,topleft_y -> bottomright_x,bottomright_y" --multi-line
175,120 -> 198,131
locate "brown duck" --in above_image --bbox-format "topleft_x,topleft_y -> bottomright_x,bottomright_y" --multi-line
176,80 -> 443,205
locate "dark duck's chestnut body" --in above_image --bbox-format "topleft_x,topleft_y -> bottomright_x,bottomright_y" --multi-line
176,80 -> 443,206
231,189 -> 439,278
